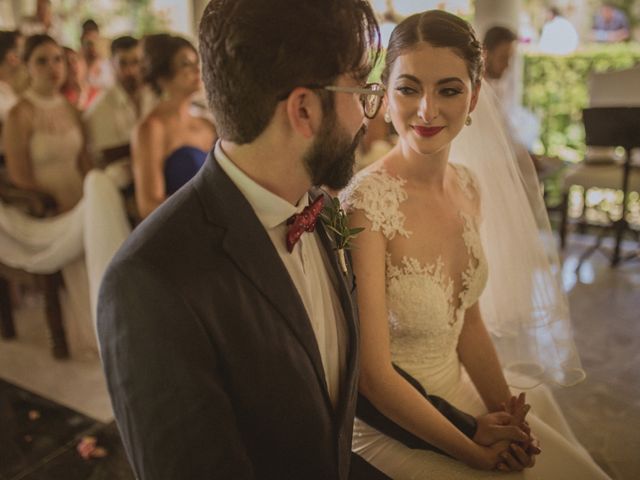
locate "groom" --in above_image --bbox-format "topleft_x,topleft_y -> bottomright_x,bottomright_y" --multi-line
98,1 -> 529,478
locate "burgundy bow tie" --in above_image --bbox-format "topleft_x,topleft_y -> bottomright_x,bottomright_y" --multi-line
286,195 -> 325,252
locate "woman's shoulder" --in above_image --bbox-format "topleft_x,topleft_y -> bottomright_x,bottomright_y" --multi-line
135,110 -> 167,138
340,163 -> 410,239
449,163 -> 481,202
8,98 -> 35,120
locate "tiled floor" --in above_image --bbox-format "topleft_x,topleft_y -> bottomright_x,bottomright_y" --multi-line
0,235 -> 638,479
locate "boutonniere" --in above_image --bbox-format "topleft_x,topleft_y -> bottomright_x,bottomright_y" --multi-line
319,196 -> 364,275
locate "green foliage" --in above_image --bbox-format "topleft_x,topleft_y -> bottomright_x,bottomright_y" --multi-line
321,197 -> 364,251
522,44 -> 640,162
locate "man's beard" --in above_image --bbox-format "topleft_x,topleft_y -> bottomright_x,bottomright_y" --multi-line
303,108 -> 366,190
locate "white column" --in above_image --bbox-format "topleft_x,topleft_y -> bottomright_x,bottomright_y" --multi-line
474,0 -> 520,38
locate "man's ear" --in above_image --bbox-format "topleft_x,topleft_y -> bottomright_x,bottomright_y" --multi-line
468,81 -> 482,114
285,87 -> 322,139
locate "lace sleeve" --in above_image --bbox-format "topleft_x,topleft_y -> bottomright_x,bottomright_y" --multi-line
339,170 -> 411,240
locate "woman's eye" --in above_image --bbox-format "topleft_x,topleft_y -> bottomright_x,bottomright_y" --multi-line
440,88 -> 463,97
396,86 -> 416,95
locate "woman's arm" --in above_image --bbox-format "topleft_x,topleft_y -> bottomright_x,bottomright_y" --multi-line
350,208 -> 504,470
457,303 -> 511,412
3,101 -> 43,192
132,114 -> 166,219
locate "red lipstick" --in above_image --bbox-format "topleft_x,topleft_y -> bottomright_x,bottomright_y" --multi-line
412,125 -> 444,137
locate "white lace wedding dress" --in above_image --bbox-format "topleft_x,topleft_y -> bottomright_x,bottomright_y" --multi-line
341,165 -> 609,480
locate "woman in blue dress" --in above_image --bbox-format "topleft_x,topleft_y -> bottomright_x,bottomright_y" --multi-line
132,34 -> 216,219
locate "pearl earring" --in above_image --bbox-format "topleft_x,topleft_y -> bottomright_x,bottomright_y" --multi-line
384,111 -> 391,123
465,115 -> 472,126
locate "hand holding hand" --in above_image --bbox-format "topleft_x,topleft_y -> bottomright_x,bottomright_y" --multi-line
494,393 -> 541,472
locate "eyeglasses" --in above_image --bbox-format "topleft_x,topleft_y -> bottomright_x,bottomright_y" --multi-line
321,83 -> 385,119
278,82 -> 385,119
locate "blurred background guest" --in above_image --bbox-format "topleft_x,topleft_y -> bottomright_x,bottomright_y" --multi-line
79,19 -> 113,92
3,34 -> 90,212
591,2 -> 630,43
84,35 -> 155,168
60,46 -> 99,110
132,34 -> 215,219
19,0 -> 65,44
483,25 -> 517,99
483,25 -> 563,188
0,30 -> 23,158
538,6 -> 579,55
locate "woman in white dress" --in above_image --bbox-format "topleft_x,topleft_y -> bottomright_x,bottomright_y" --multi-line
2,34 -> 96,355
4,34 -> 90,211
342,10 -> 609,479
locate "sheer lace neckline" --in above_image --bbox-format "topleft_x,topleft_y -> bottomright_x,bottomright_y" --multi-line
342,163 -> 487,328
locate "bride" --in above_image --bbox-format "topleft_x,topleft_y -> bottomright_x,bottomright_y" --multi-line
341,10 -> 609,479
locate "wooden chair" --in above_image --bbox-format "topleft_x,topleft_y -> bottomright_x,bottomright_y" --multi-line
0,170 -> 69,359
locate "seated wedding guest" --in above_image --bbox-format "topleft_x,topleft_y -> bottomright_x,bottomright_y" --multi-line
0,31 -> 23,157
2,34 -> 95,356
80,19 -> 114,91
60,46 -> 99,110
132,34 -> 215,219
3,34 -> 90,212
592,2 -> 630,42
84,35 -> 155,167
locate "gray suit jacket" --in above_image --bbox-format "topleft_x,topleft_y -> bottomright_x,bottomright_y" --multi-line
98,154 -> 475,479
99,155 -> 389,479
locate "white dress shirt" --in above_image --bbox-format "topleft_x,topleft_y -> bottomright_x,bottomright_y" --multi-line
84,83 -> 155,165
215,142 -> 347,407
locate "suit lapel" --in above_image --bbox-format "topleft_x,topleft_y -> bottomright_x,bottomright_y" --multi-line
311,189 -> 359,426
194,157 -> 333,412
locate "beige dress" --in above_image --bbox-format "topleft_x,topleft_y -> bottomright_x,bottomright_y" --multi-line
341,165 -> 610,480
24,89 -> 83,212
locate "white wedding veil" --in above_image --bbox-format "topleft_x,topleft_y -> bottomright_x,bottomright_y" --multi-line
450,81 -> 585,389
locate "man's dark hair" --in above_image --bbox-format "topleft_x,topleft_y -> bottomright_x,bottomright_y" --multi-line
82,19 -> 99,34
111,35 -> 139,56
0,30 -> 20,64
23,33 -> 57,63
198,0 -> 381,144
483,26 -> 517,51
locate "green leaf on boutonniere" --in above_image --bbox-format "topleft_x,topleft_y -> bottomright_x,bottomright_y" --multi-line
319,195 -> 363,252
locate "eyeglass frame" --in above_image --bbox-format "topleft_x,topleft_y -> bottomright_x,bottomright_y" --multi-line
277,82 -> 385,120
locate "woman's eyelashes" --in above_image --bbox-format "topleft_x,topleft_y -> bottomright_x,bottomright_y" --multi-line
395,85 -> 417,95
440,87 -> 463,96
394,84 -> 464,97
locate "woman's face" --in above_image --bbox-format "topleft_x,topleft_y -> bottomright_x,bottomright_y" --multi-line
385,42 -> 479,157
165,47 -> 202,95
28,42 -> 66,91
64,50 -> 87,84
